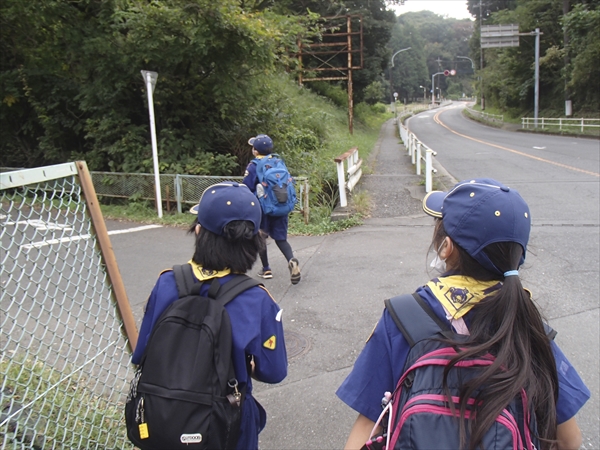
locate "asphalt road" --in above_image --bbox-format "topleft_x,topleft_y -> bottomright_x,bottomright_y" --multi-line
110,109 -> 599,449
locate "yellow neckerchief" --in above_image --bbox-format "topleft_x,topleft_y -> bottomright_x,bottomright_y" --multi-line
426,275 -> 502,319
187,260 -> 231,281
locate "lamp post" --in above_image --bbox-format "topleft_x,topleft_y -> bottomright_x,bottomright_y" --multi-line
419,85 -> 426,103
457,56 -> 475,72
390,47 -> 411,104
141,70 -> 162,219
457,56 -> 475,100
431,71 -> 444,107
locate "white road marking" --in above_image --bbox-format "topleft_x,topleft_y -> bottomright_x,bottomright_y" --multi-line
17,224 -> 163,250
533,146 -> 546,149
107,225 -> 162,235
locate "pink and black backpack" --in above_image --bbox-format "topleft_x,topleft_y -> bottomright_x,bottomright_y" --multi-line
364,293 -> 555,450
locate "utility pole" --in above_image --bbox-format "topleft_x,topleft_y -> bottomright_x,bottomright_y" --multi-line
534,28 -> 540,128
479,0 -> 485,110
563,0 -> 572,116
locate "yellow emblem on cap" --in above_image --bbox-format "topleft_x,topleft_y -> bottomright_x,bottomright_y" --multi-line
263,335 -> 276,350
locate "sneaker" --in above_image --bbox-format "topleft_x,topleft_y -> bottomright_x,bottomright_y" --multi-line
288,258 -> 301,285
257,268 -> 273,279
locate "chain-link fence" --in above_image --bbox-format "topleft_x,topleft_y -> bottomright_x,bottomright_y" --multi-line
1,169 -> 311,222
1,162 -> 137,450
92,172 -> 310,222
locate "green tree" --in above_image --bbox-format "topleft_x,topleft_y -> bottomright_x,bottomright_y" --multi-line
0,0 -> 311,172
391,11 -> 473,100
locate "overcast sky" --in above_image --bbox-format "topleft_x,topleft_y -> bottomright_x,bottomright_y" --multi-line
392,1 -> 473,20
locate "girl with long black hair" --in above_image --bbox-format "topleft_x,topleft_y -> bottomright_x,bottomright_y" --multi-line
337,178 -> 589,450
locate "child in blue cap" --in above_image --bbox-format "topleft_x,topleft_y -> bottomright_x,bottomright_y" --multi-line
242,134 -> 301,284
337,178 -> 589,450
132,182 -> 288,450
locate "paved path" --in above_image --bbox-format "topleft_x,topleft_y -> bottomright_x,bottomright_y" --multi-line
113,118 -> 596,449
253,119 -> 455,449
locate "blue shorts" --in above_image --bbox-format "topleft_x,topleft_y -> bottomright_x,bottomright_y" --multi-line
260,214 -> 288,241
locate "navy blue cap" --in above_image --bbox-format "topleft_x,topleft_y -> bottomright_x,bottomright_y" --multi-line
248,134 -> 273,155
423,178 -> 531,275
190,182 -> 261,236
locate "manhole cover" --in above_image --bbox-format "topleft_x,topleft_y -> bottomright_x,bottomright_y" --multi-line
285,331 -> 310,360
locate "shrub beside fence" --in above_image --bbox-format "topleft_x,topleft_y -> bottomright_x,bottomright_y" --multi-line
1,162 -> 137,449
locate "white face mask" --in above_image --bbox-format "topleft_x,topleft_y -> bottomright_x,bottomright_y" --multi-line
429,241 -> 447,273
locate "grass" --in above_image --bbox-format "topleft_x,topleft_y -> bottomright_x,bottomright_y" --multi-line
98,104 -> 392,236
1,355 -> 132,450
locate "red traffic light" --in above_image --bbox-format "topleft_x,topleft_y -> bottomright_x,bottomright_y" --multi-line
444,70 -> 450,76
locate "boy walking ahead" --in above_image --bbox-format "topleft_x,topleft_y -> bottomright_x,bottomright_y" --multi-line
242,134 -> 301,285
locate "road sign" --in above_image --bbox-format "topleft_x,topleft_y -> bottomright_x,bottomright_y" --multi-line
481,24 -> 520,48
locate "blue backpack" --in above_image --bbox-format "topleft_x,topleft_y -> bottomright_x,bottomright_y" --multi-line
253,154 -> 297,217
363,293 -> 555,450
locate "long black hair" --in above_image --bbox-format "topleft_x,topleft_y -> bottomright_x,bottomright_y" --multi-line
188,218 -> 266,273
431,219 -> 559,450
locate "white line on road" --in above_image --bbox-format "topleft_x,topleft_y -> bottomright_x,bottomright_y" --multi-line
19,224 -> 162,250
107,225 -> 163,235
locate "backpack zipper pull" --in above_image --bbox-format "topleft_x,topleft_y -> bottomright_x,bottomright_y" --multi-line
137,397 -> 149,439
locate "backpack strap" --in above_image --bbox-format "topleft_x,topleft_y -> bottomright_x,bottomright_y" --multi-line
172,264 -> 198,297
173,264 -> 262,305
210,275 -> 263,306
384,293 -> 453,347
385,293 -> 558,347
544,323 -> 557,341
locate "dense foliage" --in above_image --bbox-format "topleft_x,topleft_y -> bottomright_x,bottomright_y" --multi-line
1,0 -> 399,175
466,0 -> 599,115
1,0 -> 596,178
389,11 -> 473,102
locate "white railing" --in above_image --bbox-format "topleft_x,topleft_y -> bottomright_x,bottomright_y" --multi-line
334,147 -> 363,208
521,117 -> 600,132
398,121 -> 437,193
466,107 -> 504,123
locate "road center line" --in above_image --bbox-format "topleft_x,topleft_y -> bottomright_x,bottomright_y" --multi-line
433,110 -> 600,178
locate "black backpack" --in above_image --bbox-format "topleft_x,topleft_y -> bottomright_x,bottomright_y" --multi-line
125,264 -> 262,450
364,293 -> 556,450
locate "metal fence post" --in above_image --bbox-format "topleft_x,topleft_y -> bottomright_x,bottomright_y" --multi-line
416,142 -> 422,175
175,174 -> 182,214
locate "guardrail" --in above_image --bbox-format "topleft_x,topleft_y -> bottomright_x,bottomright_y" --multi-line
521,117 -> 600,132
466,107 -> 504,123
398,121 -> 437,193
334,147 -> 363,208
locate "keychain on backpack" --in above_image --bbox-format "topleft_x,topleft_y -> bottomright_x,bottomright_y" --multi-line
136,397 -> 149,440
362,392 -> 393,450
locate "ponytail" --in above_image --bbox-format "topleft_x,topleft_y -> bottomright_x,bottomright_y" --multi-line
433,221 -> 559,450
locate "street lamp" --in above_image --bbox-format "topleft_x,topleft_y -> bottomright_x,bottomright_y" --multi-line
431,71 -> 444,107
390,47 -> 411,104
419,85 -> 426,103
457,56 -> 475,72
